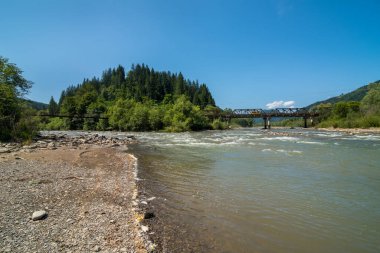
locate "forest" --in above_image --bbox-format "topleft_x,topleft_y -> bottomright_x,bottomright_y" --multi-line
39,63 -> 228,132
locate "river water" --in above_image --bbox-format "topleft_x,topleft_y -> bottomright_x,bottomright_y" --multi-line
128,128 -> 380,253
43,129 -> 380,252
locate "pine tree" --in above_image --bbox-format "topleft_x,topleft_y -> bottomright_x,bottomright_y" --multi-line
48,96 -> 59,115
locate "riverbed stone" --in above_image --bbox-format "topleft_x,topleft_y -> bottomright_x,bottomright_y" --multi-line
0,148 -> 10,153
32,210 -> 47,221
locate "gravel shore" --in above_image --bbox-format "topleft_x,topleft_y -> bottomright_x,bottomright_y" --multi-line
0,134 -> 150,253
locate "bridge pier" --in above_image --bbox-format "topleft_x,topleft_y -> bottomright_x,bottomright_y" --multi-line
303,117 -> 307,128
263,117 -> 271,129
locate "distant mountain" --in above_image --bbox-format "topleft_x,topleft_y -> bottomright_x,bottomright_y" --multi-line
307,80 -> 380,108
23,99 -> 48,110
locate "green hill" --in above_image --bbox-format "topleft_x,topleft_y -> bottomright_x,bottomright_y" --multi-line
307,80 -> 380,108
23,99 -> 48,110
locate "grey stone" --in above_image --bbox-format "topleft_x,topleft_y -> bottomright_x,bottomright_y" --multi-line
0,148 -> 10,153
93,245 -> 101,252
32,210 -> 47,221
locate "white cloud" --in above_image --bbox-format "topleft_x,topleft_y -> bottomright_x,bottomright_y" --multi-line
266,100 -> 295,109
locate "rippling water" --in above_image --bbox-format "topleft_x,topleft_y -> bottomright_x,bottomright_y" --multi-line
129,128 -> 380,253
44,129 -> 380,252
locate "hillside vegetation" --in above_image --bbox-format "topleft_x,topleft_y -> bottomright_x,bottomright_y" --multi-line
311,81 -> 380,128
308,81 -> 380,108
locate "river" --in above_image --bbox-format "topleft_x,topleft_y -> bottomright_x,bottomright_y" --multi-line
128,128 -> 380,253
43,129 -> 380,252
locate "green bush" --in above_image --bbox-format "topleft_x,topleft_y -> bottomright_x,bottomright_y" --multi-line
44,118 -> 67,130
211,119 -> 228,130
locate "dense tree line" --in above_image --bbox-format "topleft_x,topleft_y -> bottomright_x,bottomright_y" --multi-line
43,64 -> 220,131
58,64 -> 214,109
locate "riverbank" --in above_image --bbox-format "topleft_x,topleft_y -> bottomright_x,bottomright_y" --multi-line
0,133 -> 154,252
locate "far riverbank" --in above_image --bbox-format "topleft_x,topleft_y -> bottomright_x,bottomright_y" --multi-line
316,127 -> 380,134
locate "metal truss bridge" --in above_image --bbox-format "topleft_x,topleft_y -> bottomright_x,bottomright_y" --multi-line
207,108 -> 319,129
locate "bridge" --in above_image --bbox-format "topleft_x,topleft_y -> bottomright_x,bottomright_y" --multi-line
206,108 -> 319,129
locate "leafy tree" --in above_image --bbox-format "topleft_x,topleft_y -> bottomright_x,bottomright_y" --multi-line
0,84 -> 19,140
0,56 -> 35,141
361,88 -> 380,115
0,56 -> 32,96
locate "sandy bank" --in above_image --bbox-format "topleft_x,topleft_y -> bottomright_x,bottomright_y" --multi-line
0,134 -> 151,252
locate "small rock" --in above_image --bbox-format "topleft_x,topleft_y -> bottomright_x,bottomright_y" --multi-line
147,197 -> 156,201
0,148 -> 10,153
149,243 -> 157,251
93,245 -> 101,252
32,210 -> 47,221
141,225 -> 149,232
140,201 -> 148,205
144,212 -> 155,219
109,219 -> 115,224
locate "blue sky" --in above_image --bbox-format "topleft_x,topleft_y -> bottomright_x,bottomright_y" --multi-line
1,0 -> 379,108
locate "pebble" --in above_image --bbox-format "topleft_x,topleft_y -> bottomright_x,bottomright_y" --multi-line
147,197 -> 156,201
93,245 -> 101,252
144,212 -> 155,219
141,225 -> 149,232
32,210 -> 47,221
